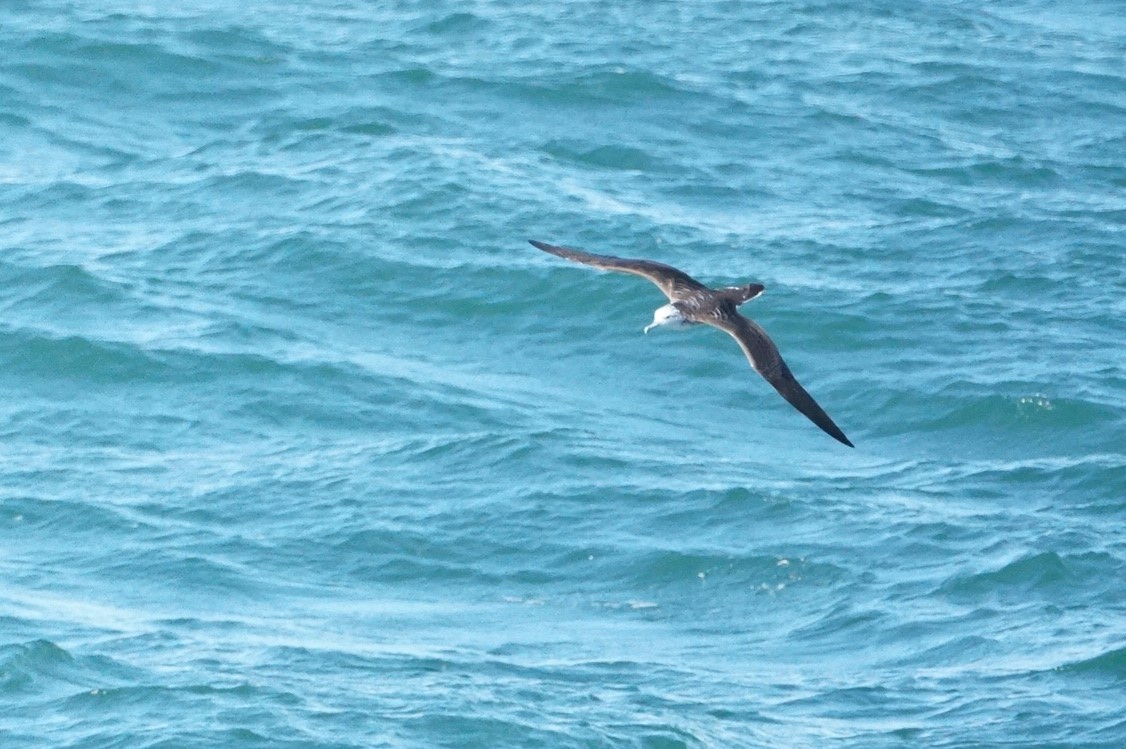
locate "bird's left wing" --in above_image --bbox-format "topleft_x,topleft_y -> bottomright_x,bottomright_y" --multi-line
529,240 -> 707,301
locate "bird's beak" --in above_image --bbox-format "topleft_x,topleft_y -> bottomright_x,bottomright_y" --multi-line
643,324 -> 652,335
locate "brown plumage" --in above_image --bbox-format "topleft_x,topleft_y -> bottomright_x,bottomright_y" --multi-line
529,240 -> 853,447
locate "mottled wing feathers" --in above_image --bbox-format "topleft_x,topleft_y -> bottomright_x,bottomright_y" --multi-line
529,240 -> 707,301
709,313 -> 854,447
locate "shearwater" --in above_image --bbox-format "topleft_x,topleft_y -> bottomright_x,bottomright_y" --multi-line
529,240 -> 854,447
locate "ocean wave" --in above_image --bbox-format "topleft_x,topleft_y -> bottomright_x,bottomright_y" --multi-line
518,66 -> 697,105
0,639 -> 140,698
934,550 -> 1115,602
1061,646 -> 1126,680
180,25 -> 292,66
866,387 -> 1122,444
415,11 -> 487,36
542,140 -> 663,173
9,31 -> 224,93
0,639 -> 75,695
0,327 -> 166,383
0,260 -> 129,310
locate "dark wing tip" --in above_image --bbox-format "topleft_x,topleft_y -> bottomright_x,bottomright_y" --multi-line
805,402 -> 854,447
782,381 -> 854,447
529,239 -> 577,263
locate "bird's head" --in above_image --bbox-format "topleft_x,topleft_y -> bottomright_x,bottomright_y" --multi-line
644,303 -> 689,334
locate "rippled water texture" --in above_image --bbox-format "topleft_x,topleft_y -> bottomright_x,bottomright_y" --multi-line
1,2 -> 1124,747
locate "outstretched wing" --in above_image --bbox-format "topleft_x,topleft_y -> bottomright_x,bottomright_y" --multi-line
529,240 -> 708,302
706,311 -> 854,447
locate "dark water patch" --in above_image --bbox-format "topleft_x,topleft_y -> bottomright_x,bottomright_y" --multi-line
13,31 -> 226,96
1060,646 -> 1126,681
264,642 -> 455,678
416,12 -> 487,35
976,270 -> 1067,298
568,67 -> 688,101
889,634 -> 1004,668
153,228 -> 383,310
333,522 -> 565,587
777,683 -> 905,721
887,196 -> 973,219
509,67 -> 701,107
344,549 -> 505,587
181,25 -> 292,67
0,640 -> 140,697
55,683 -> 318,749
0,495 -> 141,540
0,324 -> 483,437
1066,462 -> 1126,513
788,602 -> 892,644
542,140 -> 662,172
291,116 -> 333,132
0,111 -> 30,128
7,29 -> 127,86
406,713 -> 589,749
193,317 -> 303,350
637,485 -> 802,534
335,528 -> 489,581
937,551 -> 1082,602
625,728 -> 699,749
904,64 -> 1024,103
4,327 -> 238,389
196,169 -> 317,201
390,432 -> 535,472
890,457 -> 1126,520
891,520 -> 992,562
168,348 -> 349,391
889,387 -> 1122,439
1040,67 -> 1126,112
339,120 -> 397,137
0,639 -> 75,694
380,177 -> 475,224
627,549 -> 759,587
151,82 -> 280,108
616,549 -> 844,600
96,552 -> 265,599
904,154 -> 1063,188
375,66 -> 438,87
63,681 -> 281,707
0,327 -> 166,384
183,350 -> 430,426
12,179 -> 102,209
74,41 -> 224,79
244,109 -> 402,151
0,261 -> 130,311
663,178 -> 754,205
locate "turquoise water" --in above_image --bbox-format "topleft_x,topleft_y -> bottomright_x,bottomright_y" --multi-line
2,2 -> 1124,747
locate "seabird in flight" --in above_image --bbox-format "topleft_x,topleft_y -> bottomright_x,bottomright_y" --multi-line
529,240 -> 854,447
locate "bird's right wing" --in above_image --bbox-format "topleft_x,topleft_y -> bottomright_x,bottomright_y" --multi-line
707,312 -> 854,447
529,240 -> 708,301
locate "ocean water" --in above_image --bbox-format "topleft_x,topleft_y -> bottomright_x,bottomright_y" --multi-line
1,1 -> 1124,747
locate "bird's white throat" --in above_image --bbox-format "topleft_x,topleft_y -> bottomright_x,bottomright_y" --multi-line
644,304 -> 690,334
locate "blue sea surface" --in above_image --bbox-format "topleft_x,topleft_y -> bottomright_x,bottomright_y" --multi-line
2,2 -> 1125,747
